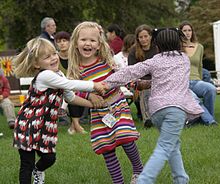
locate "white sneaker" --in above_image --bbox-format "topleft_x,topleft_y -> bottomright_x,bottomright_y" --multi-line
130,174 -> 139,184
33,168 -> 45,184
68,128 -> 76,135
0,132 -> 3,137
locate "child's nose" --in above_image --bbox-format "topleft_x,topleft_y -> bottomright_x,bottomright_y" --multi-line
85,40 -> 91,45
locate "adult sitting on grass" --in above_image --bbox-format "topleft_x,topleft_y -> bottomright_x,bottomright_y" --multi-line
0,69 -> 16,129
179,21 -> 217,126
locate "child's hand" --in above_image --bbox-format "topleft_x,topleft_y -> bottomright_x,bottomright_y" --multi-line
88,93 -> 106,109
129,81 -> 136,89
94,82 -> 109,95
136,80 -> 151,90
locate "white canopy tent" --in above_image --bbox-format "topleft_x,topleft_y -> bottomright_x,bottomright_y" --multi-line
213,20 -> 220,79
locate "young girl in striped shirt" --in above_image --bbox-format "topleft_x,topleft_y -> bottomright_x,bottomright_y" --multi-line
67,21 -> 143,184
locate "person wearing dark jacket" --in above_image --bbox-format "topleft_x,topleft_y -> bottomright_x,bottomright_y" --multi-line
128,24 -> 158,128
39,17 -> 56,45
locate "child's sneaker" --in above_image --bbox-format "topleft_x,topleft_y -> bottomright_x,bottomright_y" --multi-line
33,168 -> 45,184
130,174 -> 139,184
8,121 -> 15,129
68,128 -> 76,135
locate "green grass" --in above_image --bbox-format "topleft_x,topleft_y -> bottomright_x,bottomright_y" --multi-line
1,96 -> 220,184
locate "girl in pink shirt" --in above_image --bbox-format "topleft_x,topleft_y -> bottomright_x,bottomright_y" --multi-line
103,28 -> 203,184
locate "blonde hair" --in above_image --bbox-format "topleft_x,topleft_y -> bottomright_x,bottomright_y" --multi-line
67,21 -> 114,79
13,37 -> 56,78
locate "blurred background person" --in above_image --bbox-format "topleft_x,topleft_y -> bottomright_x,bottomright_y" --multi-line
114,34 -> 135,68
113,34 -> 135,105
0,69 -> 16,129
128,24 -> 158,128
55,31 -> 88,133
40,17 -> 57,45
106,24 -> 125,54
179,21 -> 217,125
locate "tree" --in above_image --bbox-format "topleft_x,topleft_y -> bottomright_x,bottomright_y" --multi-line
0,0 -> 179,50
181,0 -> 220,69
0,0 -> 85,50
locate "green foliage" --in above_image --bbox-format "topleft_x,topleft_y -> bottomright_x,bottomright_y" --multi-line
0,0 -> 179,50
181,0 -> 220,65
0,96 -> 220,183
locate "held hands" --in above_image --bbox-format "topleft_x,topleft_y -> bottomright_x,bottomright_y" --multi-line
88,93 -> 106,109
94,81 -> 110,95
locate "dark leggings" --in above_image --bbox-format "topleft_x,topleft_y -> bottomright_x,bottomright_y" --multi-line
18,149 -> 56,184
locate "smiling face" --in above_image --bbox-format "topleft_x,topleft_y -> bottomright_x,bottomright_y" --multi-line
138,30 -> 152,50
77,27 -> 100,63
181,25 -> 192,41
35,46 -> 60,72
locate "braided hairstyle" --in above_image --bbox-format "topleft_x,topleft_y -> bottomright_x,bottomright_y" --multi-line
154,28 -> 184,56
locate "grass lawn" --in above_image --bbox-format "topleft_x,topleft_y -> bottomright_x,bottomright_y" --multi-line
0,96 -> 220,184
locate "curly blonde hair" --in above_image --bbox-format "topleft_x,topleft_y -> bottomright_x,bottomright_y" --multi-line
67,21 -> 115,79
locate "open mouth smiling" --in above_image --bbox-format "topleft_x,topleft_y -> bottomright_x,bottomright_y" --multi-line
51,61 -> 58,67
83,48 -> 92,52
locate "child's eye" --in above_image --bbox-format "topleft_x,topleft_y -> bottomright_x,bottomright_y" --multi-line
52,51 -> 58,55
43,55 -> 50,60
42,52 -> 57,60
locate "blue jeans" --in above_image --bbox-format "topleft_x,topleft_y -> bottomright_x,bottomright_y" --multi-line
190,90 -> 215,124
138,107 -> 189,184
189,80 -> 216,116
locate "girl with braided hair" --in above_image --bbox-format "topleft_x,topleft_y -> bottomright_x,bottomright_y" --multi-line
102,28 -> 204,184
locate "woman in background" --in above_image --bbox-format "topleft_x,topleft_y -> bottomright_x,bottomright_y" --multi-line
179,21 -> 217,125
128,24 -> 158,127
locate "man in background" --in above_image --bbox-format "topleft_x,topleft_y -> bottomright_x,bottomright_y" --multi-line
39,17 -> 56,45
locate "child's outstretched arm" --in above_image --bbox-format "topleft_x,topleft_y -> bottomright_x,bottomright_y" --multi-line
70,95 -> 93,108
38,70 -> 95,92
93,82 -> 110,96
103,59 -> 153,89
94,82 -> 107,94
